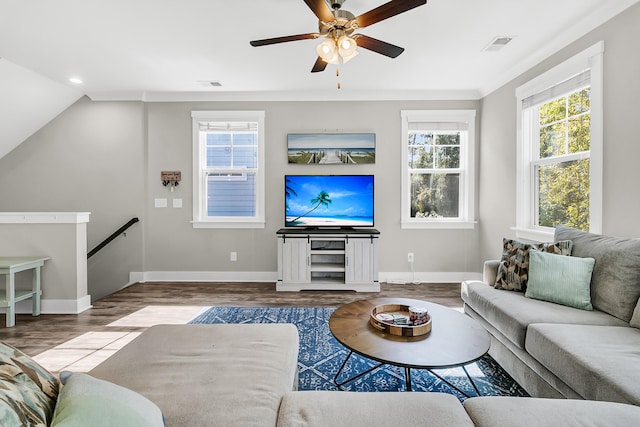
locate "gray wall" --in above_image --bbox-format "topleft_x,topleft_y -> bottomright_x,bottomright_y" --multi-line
478,2 -> 640,263
0,95 -> 481,299
0,222 -> 87,303
0,98 -> 145,301
144,100 -> 480,276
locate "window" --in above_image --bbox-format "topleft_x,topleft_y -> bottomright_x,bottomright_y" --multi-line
191,111 -> 265,228
400,110 -> 476,229
516,42 -> 603,241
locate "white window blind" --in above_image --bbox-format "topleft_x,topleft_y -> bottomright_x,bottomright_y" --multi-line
522,70 -> 590,109
408,122 -> 469,131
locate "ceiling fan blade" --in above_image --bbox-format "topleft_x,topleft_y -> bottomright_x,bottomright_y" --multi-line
355,35 -> 404,58
250,33 -> 320,47
303,0 -> 336,23
311,57 -> 328,73
354,0 -> 427,29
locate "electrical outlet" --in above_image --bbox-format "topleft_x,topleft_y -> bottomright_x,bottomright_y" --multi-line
407,252 -> 414,263
230,252 -> 237,262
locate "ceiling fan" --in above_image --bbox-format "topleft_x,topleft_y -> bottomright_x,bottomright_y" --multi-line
250,0 -> 427,73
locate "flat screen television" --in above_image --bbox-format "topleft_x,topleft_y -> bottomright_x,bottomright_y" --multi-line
285,175 -> 374,228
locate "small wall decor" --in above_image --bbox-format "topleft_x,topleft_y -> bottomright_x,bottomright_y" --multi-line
161,171 -> 181,191
287,133 -> 375,165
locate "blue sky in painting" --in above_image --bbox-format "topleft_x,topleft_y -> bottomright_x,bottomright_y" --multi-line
288,133 -> 375,150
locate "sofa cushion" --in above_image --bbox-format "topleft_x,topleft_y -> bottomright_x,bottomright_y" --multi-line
277,391 -> 474,427
0,341 -> 60,426
554,225 -> 640,322
525,251 -> 594,310
494,238 -> 572,292
463,396 -> 640,427
50,372 -> 164,427
526,323 -> 640,405
89,324 -> 299,427
461,281 -> 627,349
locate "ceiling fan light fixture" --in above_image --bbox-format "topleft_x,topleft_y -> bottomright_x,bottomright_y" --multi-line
317,38 -> 340,64
326,53 -> 340,65
317,39 -> 336,60
340,48 -> 358,64
337,35 -> 357,57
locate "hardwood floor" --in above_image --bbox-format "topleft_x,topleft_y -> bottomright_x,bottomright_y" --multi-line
0,281 -> 463,357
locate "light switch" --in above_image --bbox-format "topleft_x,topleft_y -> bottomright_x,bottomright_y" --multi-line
154,198 -> 167,208
173,198 -> 183,208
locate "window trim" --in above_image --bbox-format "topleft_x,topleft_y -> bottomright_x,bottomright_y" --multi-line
515,42 -> 603,241
400,109 -> 477,229
191,110 -> 266,229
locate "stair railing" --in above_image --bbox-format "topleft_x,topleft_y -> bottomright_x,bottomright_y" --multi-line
88,217 -> 140,259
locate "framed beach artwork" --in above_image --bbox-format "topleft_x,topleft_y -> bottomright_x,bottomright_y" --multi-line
287,133 -> 375,164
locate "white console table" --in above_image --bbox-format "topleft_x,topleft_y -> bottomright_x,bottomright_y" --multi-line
276,228 -> 380,292
0,256 -> 50,327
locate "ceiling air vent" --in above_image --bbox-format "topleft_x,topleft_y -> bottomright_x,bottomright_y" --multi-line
483,36 -> 514,52
197,80 -> 222,87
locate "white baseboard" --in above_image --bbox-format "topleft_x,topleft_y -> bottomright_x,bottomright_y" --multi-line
379,271 -> 482,284
10,295 -> 92,315
130,271 -> 278,284
129,271 -> 481,285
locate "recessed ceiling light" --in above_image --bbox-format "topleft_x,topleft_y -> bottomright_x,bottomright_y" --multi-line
68,77 -> 83,84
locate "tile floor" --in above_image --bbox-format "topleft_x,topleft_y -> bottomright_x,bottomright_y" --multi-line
33,306 -> 207,373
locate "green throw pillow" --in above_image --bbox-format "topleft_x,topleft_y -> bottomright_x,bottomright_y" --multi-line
525,251 -> 595,310
51,372 -> 164,427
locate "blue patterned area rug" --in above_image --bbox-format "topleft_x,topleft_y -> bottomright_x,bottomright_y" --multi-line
189,306 -> 528,401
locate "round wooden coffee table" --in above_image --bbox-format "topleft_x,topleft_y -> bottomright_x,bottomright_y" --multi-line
329,297 -> 490,393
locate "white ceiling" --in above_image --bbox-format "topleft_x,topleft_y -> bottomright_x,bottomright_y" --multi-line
0,0 -> 638,102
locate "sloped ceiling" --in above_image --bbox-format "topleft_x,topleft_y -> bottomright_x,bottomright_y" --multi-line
0,59 -> 82,159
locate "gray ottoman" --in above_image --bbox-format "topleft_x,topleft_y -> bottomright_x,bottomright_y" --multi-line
90,324 -> 299,427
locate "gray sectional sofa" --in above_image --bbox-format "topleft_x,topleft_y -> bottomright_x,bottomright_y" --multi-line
3,318 -> 640,426
462,225 -> 640,404
4,233 -> 640,427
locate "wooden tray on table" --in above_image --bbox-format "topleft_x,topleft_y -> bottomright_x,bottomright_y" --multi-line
369,303 -> 431,337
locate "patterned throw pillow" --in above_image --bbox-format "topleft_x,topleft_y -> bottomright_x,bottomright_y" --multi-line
0,341 -> 60,426
494,238 -> 573,291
